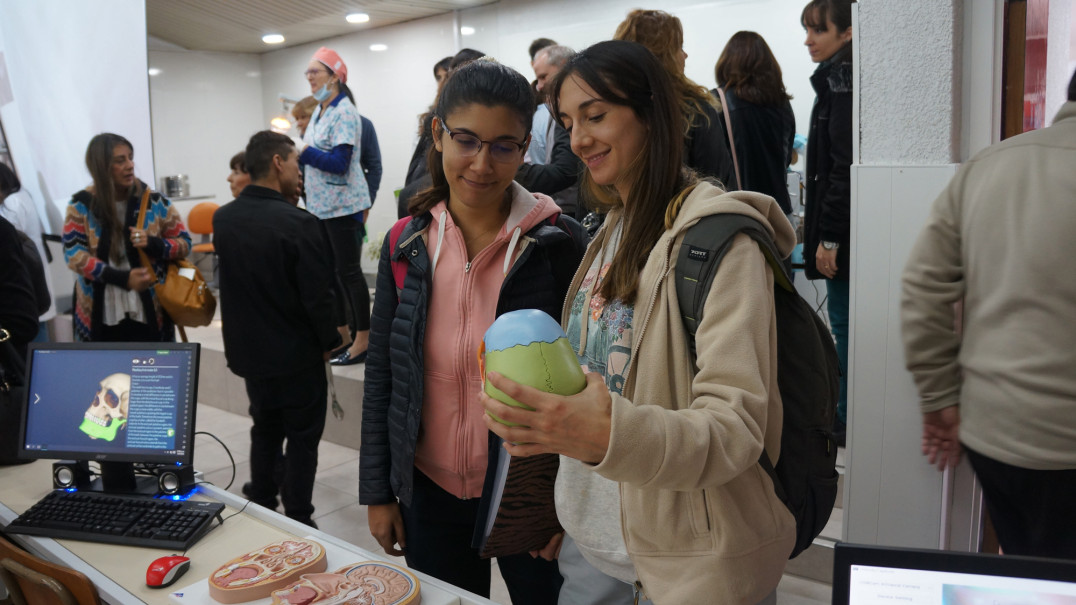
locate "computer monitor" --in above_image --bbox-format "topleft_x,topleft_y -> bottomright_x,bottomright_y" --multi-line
833,543 -> 1076,605
18,342 -> 200,494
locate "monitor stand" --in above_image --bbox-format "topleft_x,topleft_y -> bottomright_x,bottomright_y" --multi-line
94,461 -> 159,496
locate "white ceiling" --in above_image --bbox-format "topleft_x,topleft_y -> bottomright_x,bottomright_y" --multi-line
146,0 -> 498,54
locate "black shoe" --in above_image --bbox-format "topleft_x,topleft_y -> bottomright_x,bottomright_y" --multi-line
329,343 -> 350,358
832,420 -> 847,449
330,349 -> 367,366
242,482 -> 279,510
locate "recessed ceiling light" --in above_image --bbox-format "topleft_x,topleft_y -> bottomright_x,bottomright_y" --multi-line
147,67 -> 162,76
262,34 -> 285,44
346,13 -> 370,24
369,44 -> 388,52
460,26 -> 475,36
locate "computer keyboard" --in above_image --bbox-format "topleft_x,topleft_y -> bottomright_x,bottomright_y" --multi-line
6,490 -> 225,550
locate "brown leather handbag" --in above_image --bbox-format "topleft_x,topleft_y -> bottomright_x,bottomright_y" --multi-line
135,188 -> 216,338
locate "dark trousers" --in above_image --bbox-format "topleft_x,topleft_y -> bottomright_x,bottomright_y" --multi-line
244,362 -> 326,525
323,215 -> 370,332
98,317 -> 168,342
400,470 -> 562,604
965,445 -> 1076,559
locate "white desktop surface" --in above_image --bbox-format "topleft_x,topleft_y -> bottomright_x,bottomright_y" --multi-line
0,460 -> 495,605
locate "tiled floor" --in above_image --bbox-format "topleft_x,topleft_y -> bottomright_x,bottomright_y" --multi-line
192,401 -> 831,604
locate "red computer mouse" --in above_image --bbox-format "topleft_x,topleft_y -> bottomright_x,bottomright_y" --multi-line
146,555 -> 191,588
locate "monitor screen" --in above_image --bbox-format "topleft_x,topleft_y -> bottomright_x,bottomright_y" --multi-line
834,543 -> 1076,605
19,342 -> 200,466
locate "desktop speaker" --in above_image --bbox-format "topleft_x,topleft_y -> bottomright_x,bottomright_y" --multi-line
52,460 -> 92,489
157,464 -> 196,495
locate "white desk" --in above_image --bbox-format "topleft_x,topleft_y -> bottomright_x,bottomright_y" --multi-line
0,460 -> 497,605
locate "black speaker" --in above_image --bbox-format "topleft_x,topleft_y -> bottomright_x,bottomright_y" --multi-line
52,460 -> 92,489
157,464 -> 196,495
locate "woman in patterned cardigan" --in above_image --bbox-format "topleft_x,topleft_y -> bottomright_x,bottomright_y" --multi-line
63,133 -> 191,342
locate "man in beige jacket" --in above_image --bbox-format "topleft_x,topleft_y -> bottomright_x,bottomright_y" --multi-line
901,72 -> 1076,559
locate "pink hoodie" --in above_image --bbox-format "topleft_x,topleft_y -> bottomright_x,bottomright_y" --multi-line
414,182 -> 563,499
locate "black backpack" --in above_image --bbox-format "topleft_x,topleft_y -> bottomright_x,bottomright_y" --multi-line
675,213 -> 840,559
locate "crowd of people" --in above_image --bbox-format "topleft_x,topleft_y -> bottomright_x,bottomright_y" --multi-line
4,0 -> 1074,602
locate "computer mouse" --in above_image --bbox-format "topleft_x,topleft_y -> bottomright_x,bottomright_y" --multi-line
146,555 -> 191,588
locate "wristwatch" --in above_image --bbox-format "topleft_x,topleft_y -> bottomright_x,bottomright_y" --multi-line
821,241 -> 840,250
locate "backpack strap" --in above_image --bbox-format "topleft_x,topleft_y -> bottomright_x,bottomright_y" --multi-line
675,214 -> 793,353
675,212 -> 795,501
388,216 -> 413,296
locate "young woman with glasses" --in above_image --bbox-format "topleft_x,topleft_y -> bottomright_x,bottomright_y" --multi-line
359,58 -> 584,603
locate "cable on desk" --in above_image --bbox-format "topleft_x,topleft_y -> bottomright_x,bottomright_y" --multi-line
194,431 -> 236,490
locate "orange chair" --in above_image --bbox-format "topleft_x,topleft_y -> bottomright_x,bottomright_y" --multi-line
186,201 -> 219,287
0,534 -> 101,604
187,201 -> 219,254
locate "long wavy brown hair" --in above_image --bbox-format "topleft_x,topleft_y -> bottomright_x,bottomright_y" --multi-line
548,40 -> 695,305
85,133 -> 138,262
715,31 -> 792,107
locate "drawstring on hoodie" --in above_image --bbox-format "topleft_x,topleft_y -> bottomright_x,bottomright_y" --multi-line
429,208 -> 525,279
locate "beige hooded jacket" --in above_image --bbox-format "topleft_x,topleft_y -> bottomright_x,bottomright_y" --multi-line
562,181 -> 797,604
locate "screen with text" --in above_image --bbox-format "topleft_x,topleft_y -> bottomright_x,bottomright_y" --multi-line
849,564 -> 1076,605
22,346 -> 196,464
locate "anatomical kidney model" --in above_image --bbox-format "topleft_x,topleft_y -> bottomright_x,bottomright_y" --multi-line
80,373 -> 131,442
269,561 -> 420,605
480,309 -> 586,426
209,539 -> 327,603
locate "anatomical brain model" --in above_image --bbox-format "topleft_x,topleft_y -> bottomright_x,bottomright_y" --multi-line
209,539 -> 327,603
79,372 -> 131,442
269,562 -> 420,605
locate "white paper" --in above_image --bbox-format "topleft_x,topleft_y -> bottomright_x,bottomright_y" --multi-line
178,266 -> 197,280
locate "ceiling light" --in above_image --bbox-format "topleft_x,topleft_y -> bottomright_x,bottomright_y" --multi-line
369,44 -> 388,52
346,13 -> 370,24
262,34 -> 285,44
460,26 -> 475,36
147,67 -> 161,76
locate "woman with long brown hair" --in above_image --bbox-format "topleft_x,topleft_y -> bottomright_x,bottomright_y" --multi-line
482,40 -> 796,604
63,133 -> 191,342
614,9 -> 734,185
714,31 -> 796,216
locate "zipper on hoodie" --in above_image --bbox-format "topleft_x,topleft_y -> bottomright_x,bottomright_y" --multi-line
464,261 -> 471,273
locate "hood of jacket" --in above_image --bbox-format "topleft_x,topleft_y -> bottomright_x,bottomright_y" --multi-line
667,180 -> 796,260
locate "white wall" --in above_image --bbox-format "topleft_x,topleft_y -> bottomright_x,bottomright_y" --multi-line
148,49 -> 266,225
0,0 -> 152,233
1046,0 -> 1073,124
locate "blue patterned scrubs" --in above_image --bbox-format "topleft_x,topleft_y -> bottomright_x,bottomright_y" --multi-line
302,94 -> 372,219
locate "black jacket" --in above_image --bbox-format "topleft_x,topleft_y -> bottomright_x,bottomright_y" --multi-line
716,88 -> 796,214
686,102 -> 736,187
804,44 -> 853,281
359,211 -> 585,506
515,120 -> 584,218
213,185 -> 340,378
0,216 -> 39,360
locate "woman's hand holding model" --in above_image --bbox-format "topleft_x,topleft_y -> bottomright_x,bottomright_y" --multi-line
480,370 -> 612,464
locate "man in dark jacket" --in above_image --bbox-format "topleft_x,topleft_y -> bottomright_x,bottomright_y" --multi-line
213,131 -> 341,527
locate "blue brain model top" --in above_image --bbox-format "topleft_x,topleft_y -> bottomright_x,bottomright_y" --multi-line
483,309 -> 566,352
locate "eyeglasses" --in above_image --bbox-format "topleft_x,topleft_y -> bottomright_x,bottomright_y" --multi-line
304,68 -> 329,77
438,118 -> 527,164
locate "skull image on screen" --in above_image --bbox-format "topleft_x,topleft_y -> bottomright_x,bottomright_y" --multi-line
78,372 -> 131,442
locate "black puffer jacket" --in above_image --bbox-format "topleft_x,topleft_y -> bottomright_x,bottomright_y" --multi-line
803,44 -> 853,281
359,210 -> 585,507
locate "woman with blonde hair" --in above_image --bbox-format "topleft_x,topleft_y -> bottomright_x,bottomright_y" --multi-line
614,9 -> 733,185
